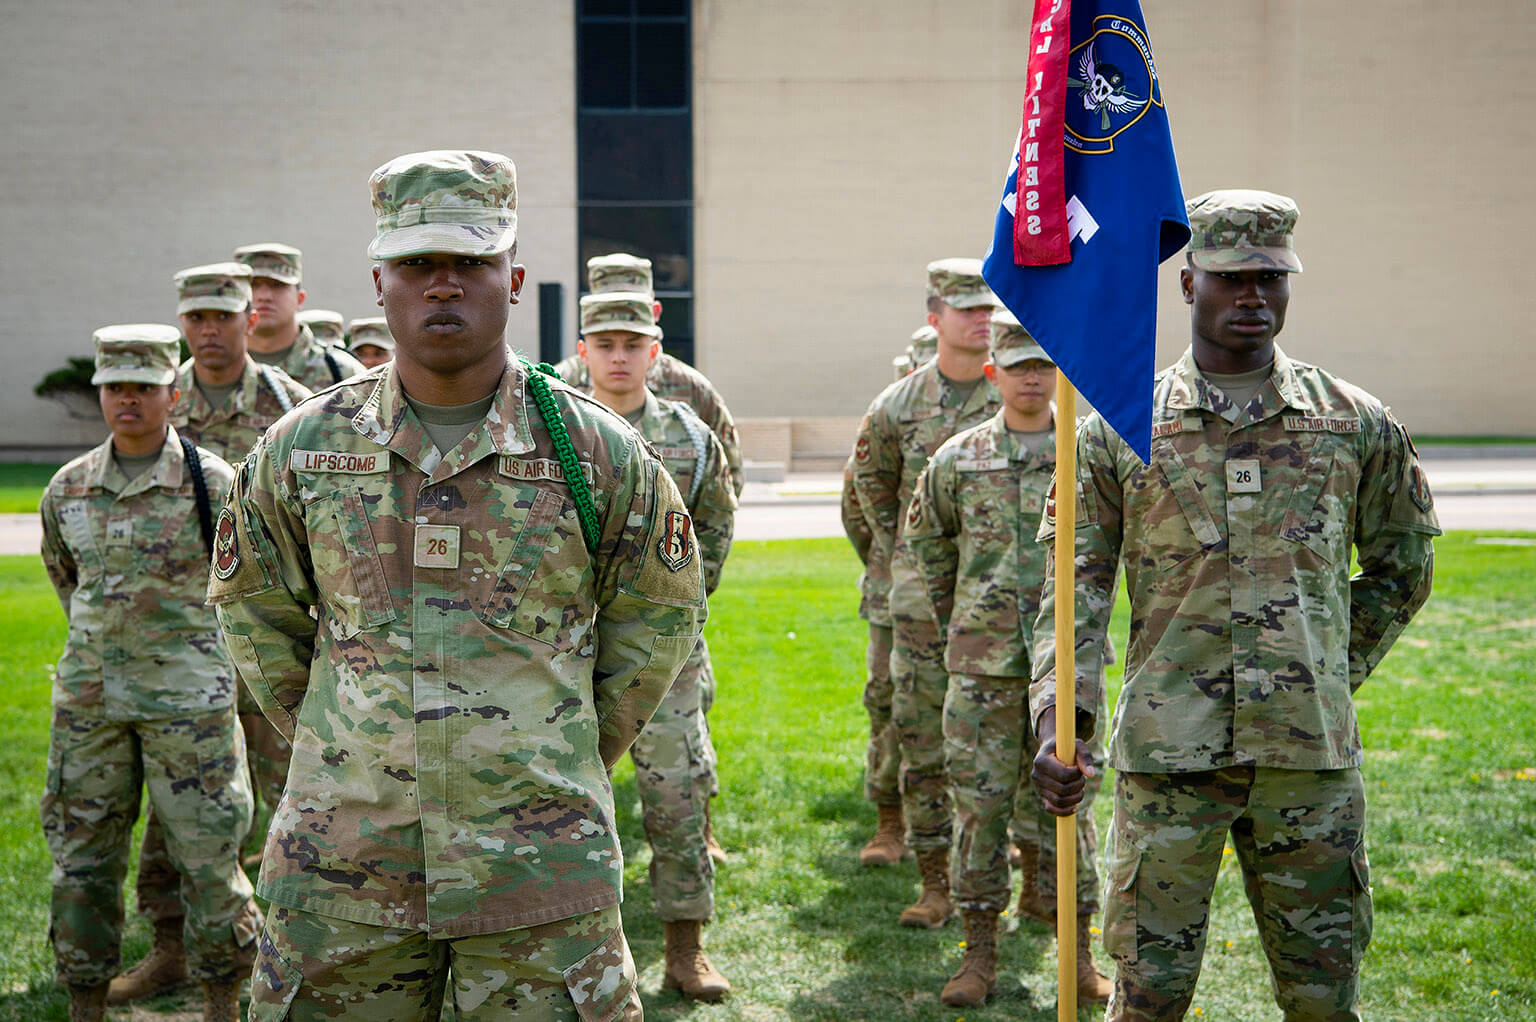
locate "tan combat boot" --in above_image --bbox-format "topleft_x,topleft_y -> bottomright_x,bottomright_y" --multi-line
67,982 -> 108,1022
899,849 -> 957,928
858,803 -> 906,867
1076,914 -> 1113,1003
201,979 -> 240,1022
662,919 -> 731,1002
107,916 -> 187,1003
1014,840 -> 1051,922
940,910 -> 999,1007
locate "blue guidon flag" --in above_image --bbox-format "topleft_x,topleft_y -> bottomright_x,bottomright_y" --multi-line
983,0 -> 1190,463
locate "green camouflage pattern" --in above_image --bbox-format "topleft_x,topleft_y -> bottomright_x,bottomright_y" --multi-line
249,903 -> 640,1020
297,309 -> 346,345
894,325 -> 939,379
171,356 -> 313,467
208,359 -> 705,938
925,257 -> 997,310
579,290 -> 662,339
633,391 -> 736,594
1103,766 -> 1369,1021
587,252 -> 653,295
346,316 -> 395,352
368,149 -> 518,260
90,324 -> 181,386
553,350 -> 745,498
988,309 -> 1050,368
276,323 -> 366,390
1031,345 -> 1439,773
41,704 -> 261,985
39,431 -> 239,719
841,455 -> 873,569
861,622 -> 899,804
174,262 -> 252,314
1185,188 -> 1303,273
233,242 -> 303,285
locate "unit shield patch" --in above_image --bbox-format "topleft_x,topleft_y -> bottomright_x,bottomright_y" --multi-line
657,509 -> 695,572
212,507 -> 240,580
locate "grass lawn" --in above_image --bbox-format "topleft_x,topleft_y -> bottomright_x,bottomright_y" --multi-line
0,465 -> 62,514
0,533 -> 1532,1020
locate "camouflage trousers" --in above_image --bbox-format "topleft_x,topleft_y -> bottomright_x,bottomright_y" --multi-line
629,636 -> 716,921
134,701 -> 291,923
861,623 -> 899,805
943,672 -> 1103,914
39,703 -> 262,985
891,618 -> 950,852
249,903 -> 640,1021
1103,766 -> 1370,1022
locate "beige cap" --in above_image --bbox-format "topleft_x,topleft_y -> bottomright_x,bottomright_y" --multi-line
347,317 -> 395,352
233,242 -> 302,284
1184,189 -> 1302,273
297,309 -> 346,344
926,258 -> 997,309
91,324 -> 182,386
174,262 -> 253,315
989,309 -> 1052,368
579,291 -> 662,339
368,150 -> 518,260
587,253 -> 654,296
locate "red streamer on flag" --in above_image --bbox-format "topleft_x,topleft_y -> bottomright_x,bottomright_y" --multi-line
1014,0 -> 1072,267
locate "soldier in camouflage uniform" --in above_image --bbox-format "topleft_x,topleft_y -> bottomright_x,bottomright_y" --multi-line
39,326 -> 262,1022
296,309 -> 347,348
851,259 -> 999,924
233,242 -> 366,388
893,323 -> 939,379
554,254 -> 744,497
107,264 -> 315,1006
903,311 -> 1111,1007
347,315 -> 396,369
1032,191 -> 1441,1022
211,150 -> 704,1020
578,291 -> 737,1001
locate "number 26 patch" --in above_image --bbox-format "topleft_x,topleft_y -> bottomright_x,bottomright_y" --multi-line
414,524 -> 461,568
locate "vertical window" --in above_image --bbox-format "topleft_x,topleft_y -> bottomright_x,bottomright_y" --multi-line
577,0 -> 694,365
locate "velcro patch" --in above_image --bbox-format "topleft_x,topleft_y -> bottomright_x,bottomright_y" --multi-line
1283,415 -> 1362,434
657,510 -> 695,571
498,456 -> 594,486
290,449 -> 387,474
1152,417 -> 1202,438
212,507 -> 240,579
957,458 -> 1009,472
854,435 -> 871,465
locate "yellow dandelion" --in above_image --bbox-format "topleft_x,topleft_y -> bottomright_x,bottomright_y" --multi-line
1226,941 -> 1235,949
1471,772 -> 1482,782
958,941 -> 967,949
1091,926 -> 1102,935
1492,989 -> 1501,996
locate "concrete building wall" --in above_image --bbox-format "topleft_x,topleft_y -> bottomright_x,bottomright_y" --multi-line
0,0 -> 577,455
695,0 -> 1536,439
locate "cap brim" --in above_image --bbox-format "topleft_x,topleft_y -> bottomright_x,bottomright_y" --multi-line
92,367 -> 176,386
991,347 -> 1054,368
350,338 -> 396,351
248,271 -> 302,285
368,222 -> 517,261
943,292 -> 999,310
580,323 -> 663,340
1189,248 -> 1302,273
177,297 -> 248,314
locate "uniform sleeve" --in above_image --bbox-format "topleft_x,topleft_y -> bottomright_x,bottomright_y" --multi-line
851,404 -> 901,555
38,489 -> 75,612
901,454 -> 961,631
207,442 -> 322,741
840,457 -> 874,565
593,441 -> 707,767
1029,419 -> 1122,741
1347,414 -> 1440,688
695,388 -> 745,500
692,432 -> 737,595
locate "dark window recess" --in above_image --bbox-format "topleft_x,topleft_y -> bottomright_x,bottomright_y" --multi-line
583,0 -> 630,15
579,22 -> 633,108
578,206 -> 692,292
578,113 -> 690,201
635,23 -> 689,107
637,0 -> 687,16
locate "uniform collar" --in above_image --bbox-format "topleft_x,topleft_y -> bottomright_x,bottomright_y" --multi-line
85,426 -> 187,496
988,408 -> 1057,466
923,359 -> 997,414
280,324 -> 319,378
1164,344 -> 1317,422
174,356 -> 263,423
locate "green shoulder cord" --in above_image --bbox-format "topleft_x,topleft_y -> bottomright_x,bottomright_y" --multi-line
520,357 -> 602,552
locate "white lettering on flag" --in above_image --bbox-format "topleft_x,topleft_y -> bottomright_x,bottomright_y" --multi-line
1066,195 -> 1100,244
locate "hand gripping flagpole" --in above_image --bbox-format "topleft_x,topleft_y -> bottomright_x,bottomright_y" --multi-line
1053,374 -> 1078,1022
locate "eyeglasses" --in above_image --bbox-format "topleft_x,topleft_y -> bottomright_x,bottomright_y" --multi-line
999,360 -> 1055,377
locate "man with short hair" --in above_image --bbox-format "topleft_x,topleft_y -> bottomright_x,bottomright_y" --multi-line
903,310 -> 1111,1007
347,316 -> 396,369
40,326 -> 262,1022
1032,190 -> 1440,1021
233,242 -> 365,388
850,259 -> 999,927
213,150 -> 704,1019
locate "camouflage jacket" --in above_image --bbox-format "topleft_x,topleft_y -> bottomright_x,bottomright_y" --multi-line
40,428 -> 237,720
902,411 -> 1055,677
850,360 -> 1000,626
1032,346 -> 1440,773
171,356 -> 313,466
840,456 -> 876,618
554,351 -> 744,497
207,356 -> 706,938
270,323 -> 367,391
631,390 -> 736,595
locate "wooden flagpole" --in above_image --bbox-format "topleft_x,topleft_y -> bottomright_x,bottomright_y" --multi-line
1054,374 -> 1078,1021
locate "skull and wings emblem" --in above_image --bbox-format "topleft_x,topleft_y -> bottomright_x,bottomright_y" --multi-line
1067,40 -> 1148,132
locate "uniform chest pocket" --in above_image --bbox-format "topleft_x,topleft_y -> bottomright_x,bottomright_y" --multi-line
479,488 -> 587,646
305,487 -> 396,639
1146,446 -> 1223,571
1280,440 -> 1356,565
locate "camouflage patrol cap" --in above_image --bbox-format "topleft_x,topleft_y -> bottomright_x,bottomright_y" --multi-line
587,253 -> 654,296
368,150 -> 518,260
988,309 -> 1052,368
1185,189 -> 1303,273
232,242 -> 303,285
926,258 -> 997,309
347,317 -> 395,352
579,291 -> 662,339
174,262 -> 253,314
909,324 -> 938,363
297,309 -> 346,344
91,324 -> 182,386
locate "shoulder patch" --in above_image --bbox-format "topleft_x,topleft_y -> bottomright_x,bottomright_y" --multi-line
212,507 -> 240,580
854,435 -> 871,465
289,449 -> 387,474
657,510 -> 695,572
